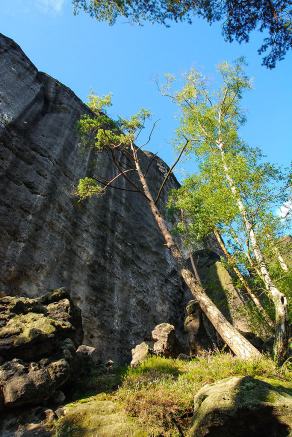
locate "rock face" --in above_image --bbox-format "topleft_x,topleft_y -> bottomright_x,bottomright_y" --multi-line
190,376 -> 292,437
0,289 -> 83,410
0,357 -> 70,409
195,250 -> 251,334
0,33 -> 191,362
76,344 -> 101,366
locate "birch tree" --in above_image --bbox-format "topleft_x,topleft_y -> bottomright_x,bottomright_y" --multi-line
167,59 -> 289,361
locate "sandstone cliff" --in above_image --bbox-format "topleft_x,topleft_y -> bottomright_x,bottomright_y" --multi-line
0,33 -> 190,362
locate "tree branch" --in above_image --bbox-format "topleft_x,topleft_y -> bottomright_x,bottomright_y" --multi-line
110,149 -> 151,199
91,176 -> 140,193
110,149 -> 143,193
155,139 -> 189,204
136,119 -> 160,151
104,168 -> 135,189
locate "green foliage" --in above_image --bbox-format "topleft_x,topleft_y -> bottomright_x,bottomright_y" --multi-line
118,108 -> 151,133
75,177 -> 104,200
167,60 -> 288,252
75,93 -> 151,202
88,92 -> 112,114
262,236 -> 292,323
168,59 -> 251,156
167,60 -> 290,336
169,145 -> 287,245
73,1 -> 292,68
77,93 -> 151,152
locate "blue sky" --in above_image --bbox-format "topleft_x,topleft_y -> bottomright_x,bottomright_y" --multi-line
1,0 -> 291,181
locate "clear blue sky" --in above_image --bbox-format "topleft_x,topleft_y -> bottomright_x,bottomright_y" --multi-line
1,0 -> 291,181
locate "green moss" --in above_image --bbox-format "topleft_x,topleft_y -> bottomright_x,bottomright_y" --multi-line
118,354 -> 291,435
0,312 -> 71,346
54,397 -> 147,437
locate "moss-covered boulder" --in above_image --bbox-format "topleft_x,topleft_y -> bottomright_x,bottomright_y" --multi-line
0,288 -> 83,361
189,376 -> 292,436
54,396 -> 146,437
0,289 -> 83,411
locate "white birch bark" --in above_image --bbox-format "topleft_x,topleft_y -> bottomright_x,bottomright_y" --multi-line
217,141 -> 288,360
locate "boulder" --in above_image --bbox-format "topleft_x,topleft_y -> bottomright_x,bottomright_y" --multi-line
76,345 -> 101,366
0,357 -> 70,409
190,376 -> 292,436
130,323 -> 181,365
0,288 -> 83,362
0,289 -> 83,410
0,406 -> 54,436
151,323 -> 179,358
131,342 -> 152,367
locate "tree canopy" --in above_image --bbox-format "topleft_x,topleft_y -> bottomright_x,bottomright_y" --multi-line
165,60 -> 290,360
73,0 -> 292,68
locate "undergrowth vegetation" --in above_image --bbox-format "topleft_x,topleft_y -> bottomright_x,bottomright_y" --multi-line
54,353 -> 292,436
116,354 -> 291,435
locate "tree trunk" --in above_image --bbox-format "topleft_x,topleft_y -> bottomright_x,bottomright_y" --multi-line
217,142 -> 288,361
272,242 -> 289,272
130,143 -> 261,359
213,228 -> 273,329
229,227 -> 264,280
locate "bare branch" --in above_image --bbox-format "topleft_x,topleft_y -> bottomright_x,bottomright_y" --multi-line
90,176 -> 140,193
110,149 -> 143,194
155,139 -> 190,204
104,168 -> 135,189
136,119 -> 160,152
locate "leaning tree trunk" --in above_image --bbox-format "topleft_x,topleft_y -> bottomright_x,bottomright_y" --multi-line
217,141 -> 288,361
130,143 -> 261,360
213,228 -> 273,330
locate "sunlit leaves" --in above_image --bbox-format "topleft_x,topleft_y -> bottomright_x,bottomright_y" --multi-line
78,92 -> 151,152
169,59 -> 289,280
88,92 -> 112,114
75,177 -> 104,200
118,108 -> 151,133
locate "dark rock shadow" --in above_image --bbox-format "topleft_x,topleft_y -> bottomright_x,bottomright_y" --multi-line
207,377 -> 291,437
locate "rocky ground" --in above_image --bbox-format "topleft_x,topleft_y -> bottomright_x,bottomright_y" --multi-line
0,291 -> 291,436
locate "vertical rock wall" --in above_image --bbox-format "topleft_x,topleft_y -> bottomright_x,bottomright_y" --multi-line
0,34 -> 191,362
